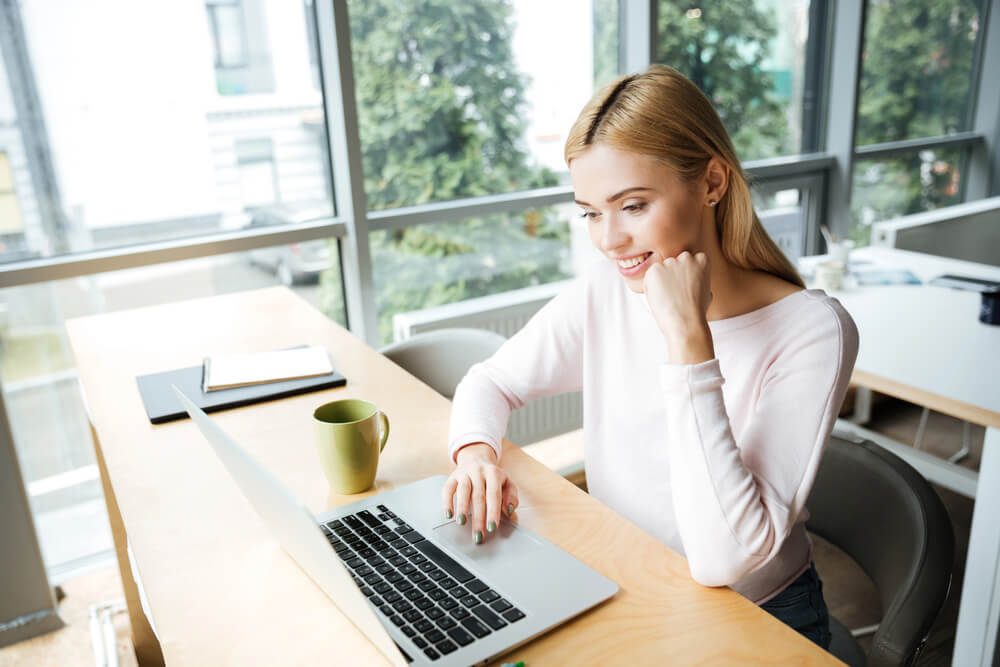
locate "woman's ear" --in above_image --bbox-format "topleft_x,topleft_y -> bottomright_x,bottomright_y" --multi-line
704,158 -> 729,207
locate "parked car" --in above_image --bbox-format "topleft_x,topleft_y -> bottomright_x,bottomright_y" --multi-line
244,203 -> 335,286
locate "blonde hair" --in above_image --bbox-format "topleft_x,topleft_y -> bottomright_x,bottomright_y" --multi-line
565,65 -> 804,288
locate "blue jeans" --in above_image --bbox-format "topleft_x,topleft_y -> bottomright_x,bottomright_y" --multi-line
760,562 -> 832,650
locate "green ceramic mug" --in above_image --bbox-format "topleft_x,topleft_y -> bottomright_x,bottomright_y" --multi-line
313,399 -> 389,494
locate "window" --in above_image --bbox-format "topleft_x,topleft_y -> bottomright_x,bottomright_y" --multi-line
236,138 -> 279,208
855,0 -> 984,145
205,0 -> 276,95
655,0 -> 816,160
0,152 -> 24,236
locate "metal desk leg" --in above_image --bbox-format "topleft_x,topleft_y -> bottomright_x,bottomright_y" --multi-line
953,426 -> 1000,666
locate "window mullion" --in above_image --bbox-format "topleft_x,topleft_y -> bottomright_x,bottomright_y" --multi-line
967,0 -> 1000,200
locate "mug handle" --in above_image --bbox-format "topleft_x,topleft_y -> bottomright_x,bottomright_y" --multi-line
378,412 -> 390,452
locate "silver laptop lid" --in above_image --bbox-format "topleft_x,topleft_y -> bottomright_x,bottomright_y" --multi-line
172,386 -> 406,666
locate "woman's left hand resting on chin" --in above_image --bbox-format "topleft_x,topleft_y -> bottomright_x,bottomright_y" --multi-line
643,250 -> 716,365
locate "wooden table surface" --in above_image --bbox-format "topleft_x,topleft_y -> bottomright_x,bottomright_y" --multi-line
66,286 -> 839,665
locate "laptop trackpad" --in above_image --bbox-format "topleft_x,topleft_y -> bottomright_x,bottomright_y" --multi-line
432,519 -> 543,565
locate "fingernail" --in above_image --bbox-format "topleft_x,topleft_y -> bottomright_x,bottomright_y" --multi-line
445,509 -> 452,519
474,530 -> 483,545
507,503 -> 514,516
457,513 -> 466,525
487,521 -> 496,533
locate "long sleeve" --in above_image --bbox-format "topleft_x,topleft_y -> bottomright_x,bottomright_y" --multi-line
447,277 -> 587,463
660,297 -> 859,587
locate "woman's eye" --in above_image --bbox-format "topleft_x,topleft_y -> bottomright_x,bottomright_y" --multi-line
579,210 -> 600,220
623,202 -> 646,213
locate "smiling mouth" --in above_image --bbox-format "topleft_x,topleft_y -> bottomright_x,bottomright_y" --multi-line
616,252 -> 653,270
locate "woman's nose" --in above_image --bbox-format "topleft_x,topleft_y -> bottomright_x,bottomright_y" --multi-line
600,217 -> 630,253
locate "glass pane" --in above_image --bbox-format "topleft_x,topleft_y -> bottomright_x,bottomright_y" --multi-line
349,0 -> 618,210
850,147 -> 968,246
856,0 -> 984,145
655,0 -> 814,160
0,243 -> 344,576
0,2 -> 331,264
753,188 -> 805,265
368,205 -> 587,344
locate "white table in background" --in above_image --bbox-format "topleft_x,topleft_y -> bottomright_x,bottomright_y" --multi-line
802,246 -> 1000,666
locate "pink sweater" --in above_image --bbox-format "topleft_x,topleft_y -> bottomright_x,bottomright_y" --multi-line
448,260 -> 859,603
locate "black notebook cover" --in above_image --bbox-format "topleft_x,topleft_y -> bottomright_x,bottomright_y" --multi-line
136,364 -> 347,424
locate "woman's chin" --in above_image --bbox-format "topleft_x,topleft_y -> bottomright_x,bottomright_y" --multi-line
623,275 -> 646,293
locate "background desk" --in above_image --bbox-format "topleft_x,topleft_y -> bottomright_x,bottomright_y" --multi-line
804,247 -> 1000,666
66,287 -> 836,665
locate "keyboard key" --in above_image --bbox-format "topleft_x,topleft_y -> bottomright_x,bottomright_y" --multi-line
435,639 -> 458,655
374,582 -> 392,594
395,523 -> 413,534
375,525 -> 392,534
377,513 -> 390,521
359,586 -> 373,597
472,605 -> 507,630
414,619 -> 434,634
440,598 -> 458,610
396,580 -> 414,592
449,586 -> 467,599
404,589 -> 423,601
412,554 -> 427,564
436,616 -> 457,630
346,557 -> 364,569
424,629 -> 445,644
400,546 -> 418,557
401,625 -> 416,637
376,564 -> 394,575
392,600 -> 413,613
418,562 -> 436,573
394,517 -> 406,526
355,566 -> 373,577
370,596 -> 384,607
502,608 -> 526,623
390,614 -> 405,627
357,548 -> 376,559
383,592 -> 402,603
399,564 -> 417,575
413,540 -> 475,584
449,607 -> 470,620
415,598 -> 434,611
344,533 -> 361,544
423,647 -> 440,661
358,510 -> 381,527
403,531 -> 425,544
403,609 -> 422,623
490,598 -> 512,613
413,636 -> 427,649
426,607 -> 444,620
378,604 -> 392,616
460,617 -> 491,639
321,524 -> 332,536
439,578 -> 457,589
447,627 -> 474,647
460,595 -> 480,608
344,515 -> 364,530
369,556 -> 385,567
377,504 -> 389,513
428,569 -> 446,581
428,589 -> 446,601
385,572 -> 403,584
479,589 -> 499,603
369,539 -> 388,551
328,519 -> 344,529
390,555 -> 406,567
418,581 -> 436,592
464,579 -> 488,595
363,573 -> 382,585
409,572 -> 427,583
389,538 -> 407,549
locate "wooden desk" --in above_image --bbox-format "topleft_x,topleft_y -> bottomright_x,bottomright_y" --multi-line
67,287 -> 837,665
803,247 -> 1000,666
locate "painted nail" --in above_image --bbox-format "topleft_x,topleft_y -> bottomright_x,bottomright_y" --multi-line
445,509 -> 453,519
507,503 -> 514,516
487,521 -> 496,533
457,513 -> 467,525
474,530 -> 483,545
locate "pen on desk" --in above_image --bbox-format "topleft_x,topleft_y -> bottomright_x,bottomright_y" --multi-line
820,224 -> 836,249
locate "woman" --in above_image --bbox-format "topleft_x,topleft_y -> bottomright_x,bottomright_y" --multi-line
440,65 -> 857,648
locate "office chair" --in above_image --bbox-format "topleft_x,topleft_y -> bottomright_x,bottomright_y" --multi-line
806,435 -> 954,667
378,328 -> 506,399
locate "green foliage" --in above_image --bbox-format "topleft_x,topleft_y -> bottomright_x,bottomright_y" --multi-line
654,2 -> 791,160
318,0 -> 568,342
592,0 -> 619,89
850,0 -> 981,240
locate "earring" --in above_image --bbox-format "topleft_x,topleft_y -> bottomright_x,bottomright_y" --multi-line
708,200 -> 717,207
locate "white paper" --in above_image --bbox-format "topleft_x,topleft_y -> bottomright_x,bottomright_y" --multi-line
203,345 -> 333,391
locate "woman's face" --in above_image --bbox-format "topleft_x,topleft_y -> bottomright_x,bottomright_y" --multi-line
569,143 -> 707,293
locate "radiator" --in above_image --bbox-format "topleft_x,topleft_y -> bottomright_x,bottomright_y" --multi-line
391,280 -> 583,446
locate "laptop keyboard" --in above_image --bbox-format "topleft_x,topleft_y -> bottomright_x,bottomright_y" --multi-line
320,504 -> 527,662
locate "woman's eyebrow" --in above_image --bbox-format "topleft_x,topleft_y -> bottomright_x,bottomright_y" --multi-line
574,186 -> 655,208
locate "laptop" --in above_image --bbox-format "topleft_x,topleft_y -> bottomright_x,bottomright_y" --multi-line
173,388 -> 618,665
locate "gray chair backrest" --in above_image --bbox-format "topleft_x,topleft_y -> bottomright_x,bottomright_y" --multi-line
378,328 -> 507,399
806,436 -> 954,667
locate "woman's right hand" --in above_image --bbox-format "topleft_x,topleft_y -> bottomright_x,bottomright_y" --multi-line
441,443 -> 519,545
